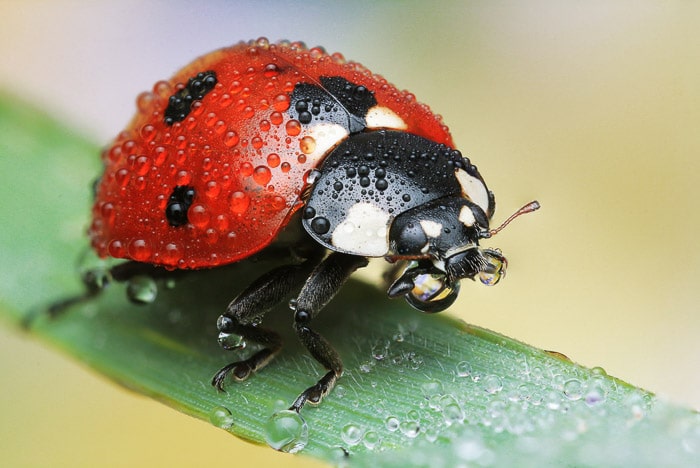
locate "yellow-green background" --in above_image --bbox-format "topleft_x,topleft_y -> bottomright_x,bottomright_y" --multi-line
1,1 -> 698,466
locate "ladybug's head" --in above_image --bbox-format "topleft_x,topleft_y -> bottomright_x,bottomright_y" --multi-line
387,199 -> 539,313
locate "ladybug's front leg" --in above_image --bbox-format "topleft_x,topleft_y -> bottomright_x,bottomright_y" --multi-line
212,255 -> 321,391
289,252 -> 369,412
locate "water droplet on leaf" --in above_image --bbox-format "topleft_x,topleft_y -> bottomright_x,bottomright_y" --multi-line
209,406 -> 234,429
265,410 -> 308,453
126,275 -> 157,304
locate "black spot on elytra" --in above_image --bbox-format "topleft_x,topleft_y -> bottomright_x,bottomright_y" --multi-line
165,185 -> 196,227
164,71 -> 217,125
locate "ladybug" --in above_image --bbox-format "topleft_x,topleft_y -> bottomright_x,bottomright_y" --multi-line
84,38 -> 538,412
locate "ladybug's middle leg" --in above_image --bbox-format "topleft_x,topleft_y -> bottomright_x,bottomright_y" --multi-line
289,252 -> 369,412
211,253 -> 322,391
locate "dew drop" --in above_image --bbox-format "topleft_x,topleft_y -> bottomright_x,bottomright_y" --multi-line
230,191 -> 251,214
310,217 -> 330,234
126,275 -> 157,304
563,378 -> 584,401
253,166 -> 272,186
479,250 -> 507,285
153,146 -> 168,166
270,111 -> 284,125
363,430 -> 380,450
456,361 -> 472,377
421,380 -> 443,398
242,106 -> 254,119
285,119 -> 302,136
267,153 -> 280,168
205,181 -> 220,199
239,162 -> 254,177
385,416 -> 400,432
399,420 -> 420,438
217,330 -> 245,350
188,204 -> 210,228
265,410 -> 308,453
115,168 -> 131,187
545,390 -> 562,410
270,195 -> 286,211
425,427 -> 439,443
162,242 -> 181,264
371,340 -> 389,360
442,396 -> 465,426
273,94 -> 290,112
108,239 -> 124,258
224,131 -> 239,147
128,239 -> 150,262
341,423 -> 363,446
299,136 -> 316,154
263,63 -> 280,77
483,375 -> 503,394
136,91 -> 155,114
304,168 -> 321,185
209,406 -> 234,429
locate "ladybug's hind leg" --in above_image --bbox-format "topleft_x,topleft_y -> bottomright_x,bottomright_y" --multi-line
211,254 -> 322,391
24,261 -> 179,328
288,252 -> 369,412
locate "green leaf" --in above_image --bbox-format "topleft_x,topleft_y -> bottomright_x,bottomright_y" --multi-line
1,92 -> 698,466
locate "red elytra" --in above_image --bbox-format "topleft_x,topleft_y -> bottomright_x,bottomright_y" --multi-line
89,38 -> 454,269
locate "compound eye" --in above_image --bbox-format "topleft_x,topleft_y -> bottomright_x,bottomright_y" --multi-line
479,248 -> 507,286
405,272 -> 460,313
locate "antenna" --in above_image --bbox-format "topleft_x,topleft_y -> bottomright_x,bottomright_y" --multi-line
481,200 -> 540,239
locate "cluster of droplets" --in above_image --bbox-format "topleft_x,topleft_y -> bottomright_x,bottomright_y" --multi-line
201,309 -> 700,464
278,323 -> 670,458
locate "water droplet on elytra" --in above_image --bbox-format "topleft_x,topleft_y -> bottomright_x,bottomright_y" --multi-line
230,191 -> 250,214
300,136 -> 316,154
253,166 -> 272,186
265,410 -> 308,453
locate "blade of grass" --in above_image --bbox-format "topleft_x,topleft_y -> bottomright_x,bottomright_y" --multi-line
1,92 -> 698,466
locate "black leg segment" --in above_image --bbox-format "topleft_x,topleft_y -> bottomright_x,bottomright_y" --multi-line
211,255 -> 322,391
289,252 -> 369,412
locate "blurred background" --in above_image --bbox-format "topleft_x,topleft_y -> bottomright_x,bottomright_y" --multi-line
1,1 -> 698,466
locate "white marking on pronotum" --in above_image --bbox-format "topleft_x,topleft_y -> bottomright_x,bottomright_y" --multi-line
365,106 -> 408,130
304,123 -> 349,164
455,169 -> 490,216
458,205 -> 476,227
420,220 -> 443,238
331,202 -> 390,256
